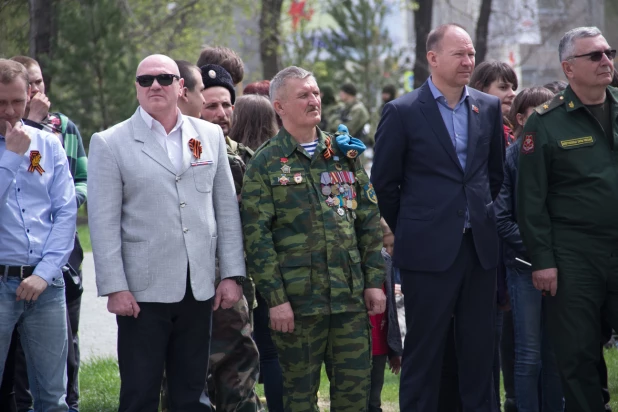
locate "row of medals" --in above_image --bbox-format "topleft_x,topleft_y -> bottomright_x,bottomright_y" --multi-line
321,170 -> 358,220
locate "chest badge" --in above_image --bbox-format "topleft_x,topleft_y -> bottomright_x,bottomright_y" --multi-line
293,172 -> 303,184
281,165 -> 291,174
28,151 -> 45,175
472,105 -> 479,114
278,175 -> 290,185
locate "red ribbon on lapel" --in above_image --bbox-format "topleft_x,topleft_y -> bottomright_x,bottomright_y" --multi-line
188,138 -> 202,159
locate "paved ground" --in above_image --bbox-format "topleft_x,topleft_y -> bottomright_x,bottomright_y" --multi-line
80,252 -> 118,360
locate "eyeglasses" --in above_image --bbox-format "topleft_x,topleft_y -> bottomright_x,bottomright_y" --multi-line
135,74 -> 180,87
569,49 -> 616,62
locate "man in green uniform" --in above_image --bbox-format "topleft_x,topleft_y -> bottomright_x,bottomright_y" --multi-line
333,83 -> 370,144
241,66 -> 386,412
517,26 -> 618,412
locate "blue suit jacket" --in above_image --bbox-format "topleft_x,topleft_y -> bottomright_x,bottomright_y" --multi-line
371,81 -> 505,272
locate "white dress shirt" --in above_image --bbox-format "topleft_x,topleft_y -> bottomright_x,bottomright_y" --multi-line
139,107 -> 184,172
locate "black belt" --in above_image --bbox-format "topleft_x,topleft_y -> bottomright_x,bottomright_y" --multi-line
1,265 -> 35,279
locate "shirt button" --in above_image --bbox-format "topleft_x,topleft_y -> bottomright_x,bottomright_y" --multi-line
183,228 -> 189,233
17,188 -> 20,192
180,202 -> 186,208
29,250 -> 32,254
27,229 -> 30,233
176,176 -> 181,182
21,209 -> 25,212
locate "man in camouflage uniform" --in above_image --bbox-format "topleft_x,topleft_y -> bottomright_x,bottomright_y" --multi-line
197,63 -> 262,412
241,66 -> 386,412
331,83 -> 370,144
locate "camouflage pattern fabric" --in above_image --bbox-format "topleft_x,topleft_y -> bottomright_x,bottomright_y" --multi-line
240,127 -> 384,316
226,136 -> 257,310
271,312 -> 372,412
208,294 -> 263,412
241,126 -> 383,411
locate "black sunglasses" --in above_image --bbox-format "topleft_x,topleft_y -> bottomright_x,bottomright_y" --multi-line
135,74 -> 180,87
570,49 -> 616,62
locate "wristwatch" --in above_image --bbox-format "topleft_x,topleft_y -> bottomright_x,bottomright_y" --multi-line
227,276 -> 245,285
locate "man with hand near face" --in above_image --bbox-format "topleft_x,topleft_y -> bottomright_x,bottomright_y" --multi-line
241,66 -> 385,411
0,59 -> 77,412
88,54 -> 245,411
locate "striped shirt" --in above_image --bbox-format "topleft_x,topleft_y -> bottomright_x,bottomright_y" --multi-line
300,140 -> 319,157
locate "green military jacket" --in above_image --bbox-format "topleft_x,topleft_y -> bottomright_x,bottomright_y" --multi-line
241,127 -> 384,316
338,99 -> 370,138
517,85 -> 618,271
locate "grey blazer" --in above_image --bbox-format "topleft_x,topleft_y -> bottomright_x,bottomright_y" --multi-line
88,109 -> 245,303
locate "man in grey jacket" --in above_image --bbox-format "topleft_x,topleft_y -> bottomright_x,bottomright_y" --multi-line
88,54 -> 245,412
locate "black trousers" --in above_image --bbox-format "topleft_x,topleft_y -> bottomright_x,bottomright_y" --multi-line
368,354 -> 388,412
400,232 -> 497,412
116,277 -> 213,412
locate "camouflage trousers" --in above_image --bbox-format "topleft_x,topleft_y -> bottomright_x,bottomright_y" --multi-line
271,311 -> 372,412
208,295 -> 263,412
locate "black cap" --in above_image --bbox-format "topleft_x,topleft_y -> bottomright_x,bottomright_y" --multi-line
340,82 -> 357,97
200,64 -> 236,104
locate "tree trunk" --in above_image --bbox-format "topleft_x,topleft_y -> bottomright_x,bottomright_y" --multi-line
28,0 -> 55,91
413,0 -> 433,89
475,0 -> 492,64
260,0 -> 284,80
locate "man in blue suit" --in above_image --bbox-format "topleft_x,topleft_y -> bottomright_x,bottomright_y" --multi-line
371,23 -> 505,411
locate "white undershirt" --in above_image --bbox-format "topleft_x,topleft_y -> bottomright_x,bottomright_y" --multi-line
139,107 -> 184,172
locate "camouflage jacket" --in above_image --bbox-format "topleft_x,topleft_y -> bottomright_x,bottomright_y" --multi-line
225,136 -> 257,308
241,127 -> 384,316
226,136 -> 254,196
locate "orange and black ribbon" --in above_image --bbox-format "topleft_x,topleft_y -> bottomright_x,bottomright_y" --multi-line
323,137 -> 335,160
188,138 -> 203,159
28,151 -> 45,175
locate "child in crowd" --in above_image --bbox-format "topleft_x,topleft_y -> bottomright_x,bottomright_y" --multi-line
368,219 -> 403,412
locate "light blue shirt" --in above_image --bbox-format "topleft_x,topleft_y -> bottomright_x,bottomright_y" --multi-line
427,76 -> 470,170
0,124 -> 77,284
428,76 -> 471,228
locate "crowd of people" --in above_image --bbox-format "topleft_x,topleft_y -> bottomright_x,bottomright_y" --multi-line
0,20 -> 617,412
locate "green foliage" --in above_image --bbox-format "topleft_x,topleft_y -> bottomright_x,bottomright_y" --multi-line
320,0 -> 402,120
0,1 -> 29,58
49,0 -> 139,146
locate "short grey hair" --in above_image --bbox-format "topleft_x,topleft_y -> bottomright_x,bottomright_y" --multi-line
558,26 -> 603,62
269,66 -> 314,103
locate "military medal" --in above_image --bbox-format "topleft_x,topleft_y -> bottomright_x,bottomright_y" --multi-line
351,211 -> 357,219
335,163 -> 343,171
28,151 -> 45,175
188,138 -> 203,159
322,185 -> 331,195
337,207 -> 345,216
281,165 -> 291,174
279,175 -> 290,185
346,149 -> 358,159
351,199 -> 358,210
294,173 -> 303,184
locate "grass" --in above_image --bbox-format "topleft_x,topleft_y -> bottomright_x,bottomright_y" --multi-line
78,349 -> 618,411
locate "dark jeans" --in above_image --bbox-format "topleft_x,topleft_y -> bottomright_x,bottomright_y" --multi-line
0,328 -> 18,412
253,290 -> 283,412
117,277 -> 213,412
369,354 -> 388,412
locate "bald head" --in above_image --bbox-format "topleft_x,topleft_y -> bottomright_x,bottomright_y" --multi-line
136,54 -> 180,77
135,54 -> 183,121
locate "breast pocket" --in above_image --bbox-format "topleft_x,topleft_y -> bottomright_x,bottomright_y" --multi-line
269,172 -> 309,222
193,165 -> 216,193
555,136 -> 602,175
